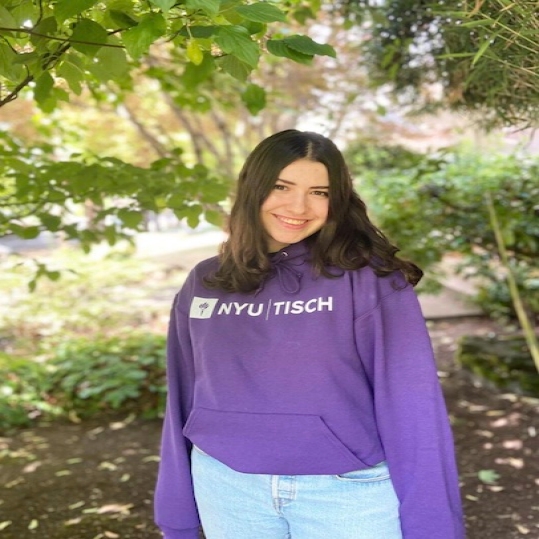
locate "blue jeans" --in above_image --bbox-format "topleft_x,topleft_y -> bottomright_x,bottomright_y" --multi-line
191,446 -> 402,539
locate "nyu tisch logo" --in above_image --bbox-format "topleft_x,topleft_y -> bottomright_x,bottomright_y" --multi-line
189,296 -> 333,319
189,297 -> 219,319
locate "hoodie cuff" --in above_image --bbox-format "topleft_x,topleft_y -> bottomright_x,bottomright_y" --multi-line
160,525 -> 201,539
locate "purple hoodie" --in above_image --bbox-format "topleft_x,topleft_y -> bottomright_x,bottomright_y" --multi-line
154,240 -> 465,539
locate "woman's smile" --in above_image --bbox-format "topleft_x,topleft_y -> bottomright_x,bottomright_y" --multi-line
261,159 -> 330,252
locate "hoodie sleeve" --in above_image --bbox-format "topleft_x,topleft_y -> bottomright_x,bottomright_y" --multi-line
154,288 -> 201,539
354,278 -> 465,539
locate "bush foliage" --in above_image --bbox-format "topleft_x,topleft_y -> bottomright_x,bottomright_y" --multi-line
347,143 -> 539,323
0,332 -> 166,432
0,246 -> 182,431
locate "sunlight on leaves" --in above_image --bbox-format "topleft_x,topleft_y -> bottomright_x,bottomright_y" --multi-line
0,522 -> 12,531
490,412 -> 522,427
502,439 -> 523,450
486,410 -> 506,417
109,414 -> 136,430
495,457 -> 524,469
64,517 -> 82,526
98,461 -> 118,471
68,501 -> 85,510
28,519 -> 39,529
22,460 -> 42,473
5,478 -> 24,488
97,503 -> 134,515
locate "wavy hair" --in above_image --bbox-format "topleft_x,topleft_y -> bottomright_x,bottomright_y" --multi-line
205,130 -> 422,292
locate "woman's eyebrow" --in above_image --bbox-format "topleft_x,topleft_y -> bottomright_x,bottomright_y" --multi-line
276,178 -> 329,189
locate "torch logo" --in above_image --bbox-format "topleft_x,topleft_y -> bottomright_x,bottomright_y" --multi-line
189,297 -> 218,319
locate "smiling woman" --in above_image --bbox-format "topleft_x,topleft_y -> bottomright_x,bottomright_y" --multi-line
154,130 -> 465,539
260,159 -> 330,252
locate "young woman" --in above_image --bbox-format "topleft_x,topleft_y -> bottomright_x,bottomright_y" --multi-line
154,130 -> 465,539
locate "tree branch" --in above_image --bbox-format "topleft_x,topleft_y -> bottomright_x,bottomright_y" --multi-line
120,103 -> 169,158
0,27 -> 125,48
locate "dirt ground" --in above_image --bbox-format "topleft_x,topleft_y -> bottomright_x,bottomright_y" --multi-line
1,316 -> 538,539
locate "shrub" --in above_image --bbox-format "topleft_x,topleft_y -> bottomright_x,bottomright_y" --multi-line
49,332 -> 167,419
457,334 -> 539,396
0,353 -> 60,431
0,332 -> 167,432
346,143 -> 539,323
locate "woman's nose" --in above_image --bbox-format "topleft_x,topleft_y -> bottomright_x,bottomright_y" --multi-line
286,193 -> 308,214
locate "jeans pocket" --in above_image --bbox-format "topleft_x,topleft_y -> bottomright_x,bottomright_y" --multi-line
335,461 -> 390,482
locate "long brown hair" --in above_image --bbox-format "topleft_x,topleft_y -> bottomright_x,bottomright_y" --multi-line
205,130 -> 422,293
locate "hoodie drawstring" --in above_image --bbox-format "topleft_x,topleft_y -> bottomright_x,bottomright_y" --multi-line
270,251 -> 303,294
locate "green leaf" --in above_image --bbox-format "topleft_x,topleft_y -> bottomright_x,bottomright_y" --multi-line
240,20 -> 265,36
215,55 -> 251,81
266,39 -> 313,65
39,213 -> 62,231
282,35 -> 335,58
205,209 -> 224,227
41,87 -> 69,113
109,10 -> 138,28
34,71 -> 54,105
117,209 -> 144,228
90,47 -> 130,82
177,205 -> 203,228
30,17 -> 58,49
241,83 -> 266,115
122,13 -> 167,59
472,35 -> 496,67
46,270 -> 61,282
11,224 -> 41,239
57,59 -> 84,95
234,2 -> 287,23
292,6 -> 315,25
149,0 -> 177,12
0,44 -> 23,82
71,19 -> 108,57
185,0 -> 221,17
216,26 -> 259,68
0,5 -> 17,27
177,25 -> 217,38
10,0 -> 37,26
478,469 -> 500,484
54,0 -> 99,23
187,40 -> 204,65
12,51 -> 39,65
182,53 -> 215,88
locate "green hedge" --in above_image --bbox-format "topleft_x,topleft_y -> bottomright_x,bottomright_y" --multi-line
346,143 -> 539,323
457,334 -> 539,396
0,332 -> 166,432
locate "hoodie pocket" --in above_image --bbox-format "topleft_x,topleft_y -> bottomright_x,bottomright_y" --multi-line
183,407 -> 367,475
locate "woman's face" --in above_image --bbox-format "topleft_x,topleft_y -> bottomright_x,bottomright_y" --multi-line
260,158 -> 330,252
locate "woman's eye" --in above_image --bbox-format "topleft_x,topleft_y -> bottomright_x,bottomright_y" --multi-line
273,184 -> 287,190
312,190 -> 329,197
